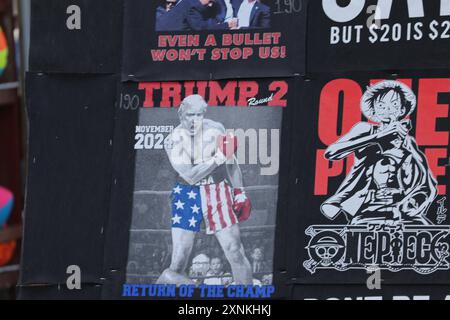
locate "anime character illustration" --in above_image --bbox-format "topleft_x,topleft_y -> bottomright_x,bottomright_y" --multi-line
321,80 -> 437,226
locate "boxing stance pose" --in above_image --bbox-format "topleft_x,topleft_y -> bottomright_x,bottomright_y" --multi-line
157,95 -> 253,285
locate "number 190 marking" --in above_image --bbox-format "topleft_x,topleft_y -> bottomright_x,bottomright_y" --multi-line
274,0 -> 303,14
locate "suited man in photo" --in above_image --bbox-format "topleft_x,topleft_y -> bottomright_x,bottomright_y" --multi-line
213,0 -> 270,29
156,0 -> 238,31
234,0 -> 270,29
213,0 -> 240,24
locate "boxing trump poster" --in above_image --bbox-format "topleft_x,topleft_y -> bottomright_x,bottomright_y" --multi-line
110,78 -> 295,298
122,0 -> 306,81
283,73 -> 450,287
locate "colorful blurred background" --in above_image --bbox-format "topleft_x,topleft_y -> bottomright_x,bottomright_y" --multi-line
0,0 -> 29,300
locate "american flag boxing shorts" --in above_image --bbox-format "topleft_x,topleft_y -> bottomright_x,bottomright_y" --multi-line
171,181 -> 238,235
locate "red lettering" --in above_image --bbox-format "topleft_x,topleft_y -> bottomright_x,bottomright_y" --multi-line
208,81 -> 237,106
211,48 -> 223,61
222,34 -> 232,46
243,47 -> 253,59
205,34 -> 217,46
178,49 -> 192,61
222,33 -> 282,46
211,48 -> 252,60
181,81 -> 208,100
237,81 -> 259,106
318,79 -> 362,146
166,49 -> 178,61
151,50 -> 166,61
270,47 -> 280,59
158,35 -> 167,47
184,81 -> 196,97
187,35 -> 200,47
416,79 -> 450,146
160,82 -> 181,108
195,49 -> 207,61
271,32 -> 282,45
259,47 -> 270,59
268,81 -> 288,107
138,82 -> 161,108
158,35 -> 199,47
196,81 -> 208,98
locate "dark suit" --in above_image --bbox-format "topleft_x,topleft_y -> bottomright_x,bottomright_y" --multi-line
190,1 -> 230,30
156,0 -> 227,31
234,0 -> 270,29
156,6 -> 168,21
156,0 -> 192,31
214,0 -> 241,22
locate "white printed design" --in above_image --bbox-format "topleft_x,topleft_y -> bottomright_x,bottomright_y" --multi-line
305,81 -> 450,275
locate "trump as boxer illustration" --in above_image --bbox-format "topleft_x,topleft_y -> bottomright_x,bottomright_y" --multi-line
157,94 -> 253,285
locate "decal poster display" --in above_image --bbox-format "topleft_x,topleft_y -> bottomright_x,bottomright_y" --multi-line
122,0 -> 306,81
286,73 -> 450,287
116,78 -> 294,299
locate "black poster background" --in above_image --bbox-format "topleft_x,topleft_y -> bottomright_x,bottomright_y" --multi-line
20,74 -> 118,289
280,71 -> 450,287
100,78 -> 298,298
122,0 -> 306,81
29,0 -> 123,74
307,0 -> 450,73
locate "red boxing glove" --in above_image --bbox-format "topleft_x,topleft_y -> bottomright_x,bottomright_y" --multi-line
233,188 -> 252,222
217,133 -> 237,159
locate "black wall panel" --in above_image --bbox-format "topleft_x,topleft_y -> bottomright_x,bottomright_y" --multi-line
29,0 -> 123,74
20,74 -> 118,290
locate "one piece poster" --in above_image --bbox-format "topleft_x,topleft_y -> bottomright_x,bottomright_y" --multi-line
112,78 -> 294,299
122,0 -> 306,81
283,73 -> 450,289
